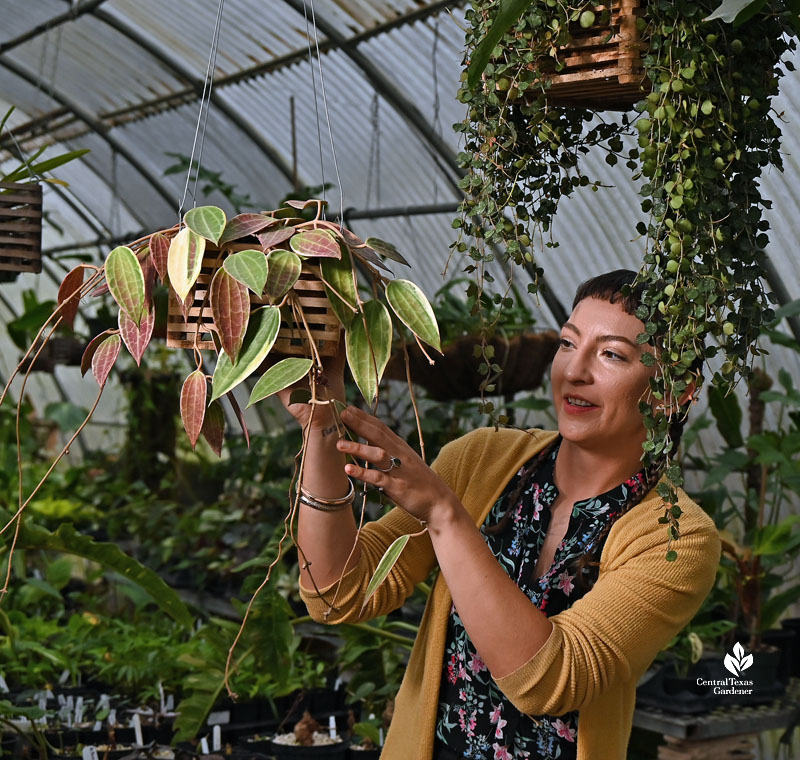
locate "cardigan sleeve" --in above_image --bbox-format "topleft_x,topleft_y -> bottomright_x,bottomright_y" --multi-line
297,429 -> 471,624
493,496 -> 721,716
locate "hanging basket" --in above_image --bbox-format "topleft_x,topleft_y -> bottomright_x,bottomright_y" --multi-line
522,0 -> 648,110
0,181 -> 43,278
165,242 -> 341,357
384,330 -> 560,401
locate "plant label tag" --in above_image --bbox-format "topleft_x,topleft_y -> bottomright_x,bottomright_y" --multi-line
0,675 -> 8,693
212,725 -> 221,751
82,747 -> 99,760
75,697 -> 84,725
93,721 -> 102,732
200,737 -> 210,755
207,710 -> 230,726
132,713 -> 143,746
58,694 -> 67,707
328,716 -> 337,740
159,682 -> 165,714
166,695 -> 174,711
108,709 -> 117,727
59,669 -> 70,684
38,695 -> 47,712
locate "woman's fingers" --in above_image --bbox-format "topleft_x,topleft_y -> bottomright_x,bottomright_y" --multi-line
336,438 -> 392,469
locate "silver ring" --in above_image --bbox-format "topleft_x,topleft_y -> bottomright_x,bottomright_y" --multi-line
376,456 -> 402,472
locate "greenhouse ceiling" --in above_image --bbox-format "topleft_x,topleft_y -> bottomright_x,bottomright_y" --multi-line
0,0 -> 799,448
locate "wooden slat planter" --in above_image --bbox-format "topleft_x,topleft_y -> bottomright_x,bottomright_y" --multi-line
166,243 -> 341,358
523,0 -> 649,110
0,181 -> 43,275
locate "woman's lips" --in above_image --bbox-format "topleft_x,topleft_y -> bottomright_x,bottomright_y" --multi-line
563,397 -> 598,414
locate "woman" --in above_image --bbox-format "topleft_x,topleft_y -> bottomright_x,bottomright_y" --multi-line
281,270 -> 721,760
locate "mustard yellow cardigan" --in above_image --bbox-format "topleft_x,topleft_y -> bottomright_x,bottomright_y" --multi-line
299,428 -> 721,759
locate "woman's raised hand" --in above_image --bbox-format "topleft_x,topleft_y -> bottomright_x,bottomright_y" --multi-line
276,334 -> 347,431
335,405 -> 461,527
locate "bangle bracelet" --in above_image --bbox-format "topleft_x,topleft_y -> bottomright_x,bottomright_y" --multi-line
298,493 -> 353,512
299,477 -> 355,506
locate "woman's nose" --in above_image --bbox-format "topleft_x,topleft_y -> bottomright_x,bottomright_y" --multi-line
563,348 -> 592,383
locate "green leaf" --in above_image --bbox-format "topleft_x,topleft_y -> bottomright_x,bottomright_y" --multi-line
771,298 -> 800,324
365,237 -> 410,266
1,148 -> 90,183
467,0 -> 532,88
185,206 -> 227,244
210,306 -> 281,401
761,582 -> 800,630
180,370 -> 208,449
247,358 -> 313,407
290,229 -> 342,258
704,0 -> 763,24
264,249 -> 302,302
44,401 -> 89,431
167,226 -> 206,302
708,384 -> 744,449
0,514 -> 192,628
363,534 -> 411,609
210,268 -> 250,363
346,300 -> 393,404
201,400 -> 226,456
172,667 -> 227,744
91,334 -> 121,387
320,243 -> 358,328
223,249 -> 268,295
105,246 -> 145,325
385,279 -> 441,352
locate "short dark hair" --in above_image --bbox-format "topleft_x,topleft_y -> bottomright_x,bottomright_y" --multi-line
571,269 -> 643,316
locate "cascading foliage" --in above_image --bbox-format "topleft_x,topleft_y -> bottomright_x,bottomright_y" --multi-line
454,0 -> 796,557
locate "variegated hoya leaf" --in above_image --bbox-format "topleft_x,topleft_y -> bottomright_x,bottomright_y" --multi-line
201,399 -> 226,456
180,370 -> 208,449
141,250 -> 157,309
264,249 -> 302,303
57,265 -> 85,328
365,237 -> 411,267
285,198 -> 327,210
290,229 -> 341,259
345,300 -> 393,404
149,232 -> 170,283
210,268 -> 251,364
118,305 -> 155,366
184,206 -> 226,245
247,358 -> 314,407
168,227 -> 206,303
105,246 -> 145,326
226,390 -> 250,447
363,534 -> 411,609
258,226 -> 295,250
81,330 -> 115,377
91,334 -> 122,387
210,306 -> 281,401
385,279 -> 442,353
219,213 -> 276,244
320,244 -> 358,328
223,249 -> 268,295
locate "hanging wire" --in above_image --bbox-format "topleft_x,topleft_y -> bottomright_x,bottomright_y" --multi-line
303,1 -> 327,208
109,148 -> 121,239
178,0 -> 226,221
365,94 -> 381,209
431,19 -> 443,205
304,0 -> 345,226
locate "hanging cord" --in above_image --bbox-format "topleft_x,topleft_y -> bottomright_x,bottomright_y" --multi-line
431,19 -> 442,205
302,2 -> 327,209
109,148 -> 121,239
178,0 -> 226,221
365,94 -> 381,209
304,0 -> 345,227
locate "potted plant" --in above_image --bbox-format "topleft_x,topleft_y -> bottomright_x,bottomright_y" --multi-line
271,711 -> 346,759
0,106 -> 89,281
453,0 -> 797,557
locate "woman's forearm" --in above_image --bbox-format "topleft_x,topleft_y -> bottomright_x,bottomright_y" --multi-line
296,421 -> 362,590
428,495 -> 554,678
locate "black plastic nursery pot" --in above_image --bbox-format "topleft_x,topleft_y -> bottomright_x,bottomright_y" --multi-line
636,648 -> 785,714
269,740 -> 347,760
780,617 -> 800,677
346,744 -> 381,759
760,627 -> 796,685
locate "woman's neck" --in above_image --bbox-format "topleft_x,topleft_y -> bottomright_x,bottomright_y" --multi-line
553,437 -> 644,502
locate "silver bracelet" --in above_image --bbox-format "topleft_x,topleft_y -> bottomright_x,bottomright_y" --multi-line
298,493 -> 353,512
298,477 -> 355,510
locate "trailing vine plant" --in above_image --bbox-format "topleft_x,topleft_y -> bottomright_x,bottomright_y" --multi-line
454,0 -> 797,559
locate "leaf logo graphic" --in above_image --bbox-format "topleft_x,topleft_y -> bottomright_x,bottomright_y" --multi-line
724,641 -> 754,677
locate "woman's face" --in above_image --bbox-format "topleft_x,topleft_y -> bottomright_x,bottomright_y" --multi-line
550,296 -> 657,451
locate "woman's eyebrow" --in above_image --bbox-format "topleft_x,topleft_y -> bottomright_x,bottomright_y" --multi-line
561,322 -> 637,348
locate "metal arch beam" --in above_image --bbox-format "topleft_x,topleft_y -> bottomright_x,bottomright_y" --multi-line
90,7 -> 298,189
0,55 -> 177,212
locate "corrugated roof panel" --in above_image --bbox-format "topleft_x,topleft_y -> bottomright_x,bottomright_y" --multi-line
0,0 -> 65,46
9,14 -> 187,114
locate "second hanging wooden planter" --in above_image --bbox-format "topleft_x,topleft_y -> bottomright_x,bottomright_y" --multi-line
166,242 -> 341,358
0,181 -> 43,278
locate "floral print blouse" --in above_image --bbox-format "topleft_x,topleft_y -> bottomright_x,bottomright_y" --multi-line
434,437 -> 648,759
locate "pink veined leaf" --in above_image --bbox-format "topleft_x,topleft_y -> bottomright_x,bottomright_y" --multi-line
57,266 -> 85,328
91,334 -> 122,387
257,226 -> 295,250
201,399 -> 226,456
226,390 -> 250,448
210,268 -> 250,363
141,252 -> 157,309
81,330 -> 115,377
150,232 -> 170,283
219,213 -> 277,244
118,304 -> 155,366
284,198 -> 327,210
290,230 -> 341,259
180,370 -> 208,449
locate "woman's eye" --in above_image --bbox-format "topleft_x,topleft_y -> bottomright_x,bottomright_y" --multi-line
603,349 -> 625,361
559,338 -> 572,348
